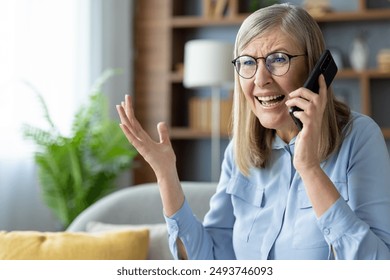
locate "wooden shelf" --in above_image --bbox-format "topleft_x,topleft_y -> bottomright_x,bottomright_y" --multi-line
382,128 -> 390,139
170,15 -> 247,28
313,9 -> 390,22
336,69 -> 390,79
171,9 -> 390,28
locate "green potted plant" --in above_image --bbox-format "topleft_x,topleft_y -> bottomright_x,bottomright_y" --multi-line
23,69 -> 137,228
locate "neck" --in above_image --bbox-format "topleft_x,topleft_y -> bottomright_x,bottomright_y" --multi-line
276,124 -> 299,143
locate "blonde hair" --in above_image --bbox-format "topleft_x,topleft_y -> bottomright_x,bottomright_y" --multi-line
232,3 -> 351,176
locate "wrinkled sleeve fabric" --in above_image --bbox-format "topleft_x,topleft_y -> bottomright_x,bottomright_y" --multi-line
164,143 -> 236,260
317,114 -> 390,259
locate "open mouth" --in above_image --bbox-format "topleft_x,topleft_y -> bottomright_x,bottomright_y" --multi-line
256,95 -> 285,107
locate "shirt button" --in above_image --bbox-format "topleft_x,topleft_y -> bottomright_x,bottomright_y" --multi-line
324,228 -> 331,235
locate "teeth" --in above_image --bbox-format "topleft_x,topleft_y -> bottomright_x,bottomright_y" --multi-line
256,95 -> 284,107
257,95 -> 282,102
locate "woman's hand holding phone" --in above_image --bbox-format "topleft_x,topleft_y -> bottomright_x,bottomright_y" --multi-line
289,49 -> 338,130
286,74 -> 328,171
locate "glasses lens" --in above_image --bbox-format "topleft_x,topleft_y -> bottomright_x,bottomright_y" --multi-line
235,56 -> 257,79
266,53 -> 290,76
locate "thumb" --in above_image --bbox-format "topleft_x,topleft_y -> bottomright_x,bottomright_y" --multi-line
157,122 -> 171,144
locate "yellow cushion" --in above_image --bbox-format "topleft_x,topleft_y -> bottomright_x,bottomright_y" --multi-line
0,229 -> 149,260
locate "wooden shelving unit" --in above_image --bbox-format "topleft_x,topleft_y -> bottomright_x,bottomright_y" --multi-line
313,9 -> 390,22
382,128 -> 390,139
134,0 -> 390,183
170,9 -> 390,27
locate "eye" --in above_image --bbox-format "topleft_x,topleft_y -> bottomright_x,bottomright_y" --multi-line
240,56 -> 256,66
268,53 -> 288,64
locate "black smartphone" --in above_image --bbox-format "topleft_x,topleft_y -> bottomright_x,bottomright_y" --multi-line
289,49 -> 338,130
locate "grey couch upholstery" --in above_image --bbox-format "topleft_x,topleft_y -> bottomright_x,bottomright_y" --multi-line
66,181 -> 217,259
66,181 -> 217,232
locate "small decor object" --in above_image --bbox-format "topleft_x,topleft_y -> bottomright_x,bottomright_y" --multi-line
202,0 -> 228,18
303,0 -> 332,15
202,0 -> 239,18
350,32 -> 369,71
377,49 -> 390,72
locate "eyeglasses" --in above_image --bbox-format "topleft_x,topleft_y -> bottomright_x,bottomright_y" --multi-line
231,52 -> 306,79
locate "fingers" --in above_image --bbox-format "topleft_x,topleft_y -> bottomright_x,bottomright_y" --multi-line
318,74 -> 328,104
287,75 -> 327,110
116,104 -> 127,124
116,104 -> 141,147
118,94 -> 134,121
116,104 -> 135,135
117,95 -> 140,132
116,95 -> 173,150
286,75 -> 328,130
116,95 -> 150,145
118,122 -> 140,147
157,122 -> 171,145
124,94 -> 133,119
289,75 -> 325,100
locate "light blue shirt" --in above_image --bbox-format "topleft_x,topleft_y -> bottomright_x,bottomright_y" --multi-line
165,112 -> 390,259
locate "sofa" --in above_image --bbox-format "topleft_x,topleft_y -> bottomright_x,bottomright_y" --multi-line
0,181 -> 216,260
66,181 -> 217,260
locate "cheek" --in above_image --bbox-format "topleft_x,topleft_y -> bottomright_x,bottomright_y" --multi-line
285,58 -> 308,88
241,81 -> 255,104
280,72 -> 307,94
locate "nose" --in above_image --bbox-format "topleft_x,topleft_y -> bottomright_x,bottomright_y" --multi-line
254,59 -> 272,87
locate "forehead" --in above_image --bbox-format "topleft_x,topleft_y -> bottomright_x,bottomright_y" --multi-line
240,30 -> 302,56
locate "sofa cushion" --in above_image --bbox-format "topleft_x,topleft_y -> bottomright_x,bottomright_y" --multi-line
0,229 -> 149,260
86,221 -> 172,260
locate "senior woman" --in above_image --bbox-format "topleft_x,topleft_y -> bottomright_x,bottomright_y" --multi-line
117,3 -> 390,259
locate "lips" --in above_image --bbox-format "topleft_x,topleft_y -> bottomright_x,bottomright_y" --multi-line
256,95 -> 285,107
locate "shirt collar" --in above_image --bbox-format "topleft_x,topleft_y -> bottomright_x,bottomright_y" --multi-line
272,133 -> 296,150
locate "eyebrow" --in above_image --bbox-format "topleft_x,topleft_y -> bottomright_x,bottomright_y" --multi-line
240,49 -> 294,58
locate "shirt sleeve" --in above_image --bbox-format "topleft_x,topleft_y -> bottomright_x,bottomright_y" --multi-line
164,199 -> 213,259
164,142 -> 237,260
317,115 -> 390,259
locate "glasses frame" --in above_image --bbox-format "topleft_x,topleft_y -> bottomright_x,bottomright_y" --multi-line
231,52 -> 306,79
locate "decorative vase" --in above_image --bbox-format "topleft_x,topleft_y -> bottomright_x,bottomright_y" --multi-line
349,34 -> 369,71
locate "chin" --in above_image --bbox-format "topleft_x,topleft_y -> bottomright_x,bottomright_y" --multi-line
258,114 -> 291,131
258,119 -> 279,130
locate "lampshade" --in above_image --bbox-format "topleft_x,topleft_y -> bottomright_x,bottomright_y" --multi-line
183,40 -> 234,88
